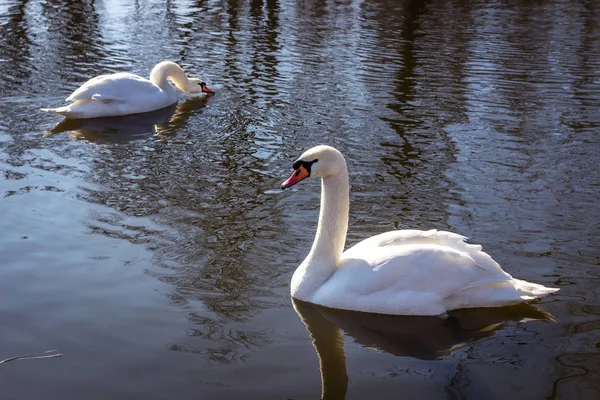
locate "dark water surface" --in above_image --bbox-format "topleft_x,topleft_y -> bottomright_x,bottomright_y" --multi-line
1,0 -> 599,398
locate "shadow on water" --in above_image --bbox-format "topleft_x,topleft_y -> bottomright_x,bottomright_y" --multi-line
43,96 -> 211,143
293,298 -> 555,400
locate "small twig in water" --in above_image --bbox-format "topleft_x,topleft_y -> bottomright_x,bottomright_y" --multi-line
0,349 -> 62,364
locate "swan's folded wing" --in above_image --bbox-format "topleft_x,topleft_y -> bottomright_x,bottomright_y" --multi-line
347,229 -> 466,250
327,245 -> 514,315
344,229 -> 502,272
66,73 -> 160,103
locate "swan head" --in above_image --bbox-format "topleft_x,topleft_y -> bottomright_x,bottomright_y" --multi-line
187,78 -> 215,94
281,145 -> 345,189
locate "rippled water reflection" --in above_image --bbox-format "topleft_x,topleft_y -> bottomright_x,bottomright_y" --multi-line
1,0 -> 599,398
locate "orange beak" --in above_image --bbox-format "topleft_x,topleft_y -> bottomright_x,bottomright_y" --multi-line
281,165 -> 310,189
202,84 -> 215,94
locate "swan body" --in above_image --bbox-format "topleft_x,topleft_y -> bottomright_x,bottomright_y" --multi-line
41,61 -> 214,119
281,145 -> 558,316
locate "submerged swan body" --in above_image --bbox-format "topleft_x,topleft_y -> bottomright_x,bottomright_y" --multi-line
41,61 -> 214,119
281,145 -> 558,316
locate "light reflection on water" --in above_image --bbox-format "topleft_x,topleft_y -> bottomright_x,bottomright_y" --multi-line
1,0 -> 599,398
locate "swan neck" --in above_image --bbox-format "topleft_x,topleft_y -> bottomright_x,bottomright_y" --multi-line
149,61 -> 189,92
290,155 -> 350,301
309,167 -> 350,266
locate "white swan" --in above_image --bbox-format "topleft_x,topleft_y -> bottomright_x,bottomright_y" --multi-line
41,61 -> 214,119
281,145 -> 559,316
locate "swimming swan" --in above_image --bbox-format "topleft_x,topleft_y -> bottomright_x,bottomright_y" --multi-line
41,61 -> 214,119
281,145 -> 559,316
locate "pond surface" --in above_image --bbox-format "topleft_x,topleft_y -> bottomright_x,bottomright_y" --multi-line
1,0 -> 599,398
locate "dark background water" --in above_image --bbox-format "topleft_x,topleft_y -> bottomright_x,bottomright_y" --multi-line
1,0 -> 599,398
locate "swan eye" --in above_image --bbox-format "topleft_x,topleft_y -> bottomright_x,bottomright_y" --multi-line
291,159 -> 318,175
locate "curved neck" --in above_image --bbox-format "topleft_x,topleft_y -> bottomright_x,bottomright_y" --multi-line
291,158 -> 350,300
149,61 -> 190,92
308,170 -> 350,266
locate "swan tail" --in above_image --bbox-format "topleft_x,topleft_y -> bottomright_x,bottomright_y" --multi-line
512,278 -> 560,300
41,106 -> 75,117
447,278 -> 559,310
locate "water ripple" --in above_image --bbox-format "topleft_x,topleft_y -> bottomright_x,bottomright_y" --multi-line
0,0 -> 599,398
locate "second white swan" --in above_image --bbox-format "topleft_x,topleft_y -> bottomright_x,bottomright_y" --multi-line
281,145 -> 558,316
41,61 -> 214,119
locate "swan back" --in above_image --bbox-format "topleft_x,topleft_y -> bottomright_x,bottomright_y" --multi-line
345,229 -> 503,272
65,73 -> 161,102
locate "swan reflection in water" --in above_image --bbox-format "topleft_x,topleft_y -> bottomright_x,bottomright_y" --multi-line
292,298 -> 554,400
43,96 -> 210,143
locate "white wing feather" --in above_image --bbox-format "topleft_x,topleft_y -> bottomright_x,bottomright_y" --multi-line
344,229 -> 502,271
66,73 -> 162,103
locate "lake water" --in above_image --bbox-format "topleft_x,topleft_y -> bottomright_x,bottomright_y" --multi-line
1,0 -> 599,398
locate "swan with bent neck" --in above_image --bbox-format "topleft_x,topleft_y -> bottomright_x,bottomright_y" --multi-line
281,145 -> 559,316
41,61 -> 214,119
